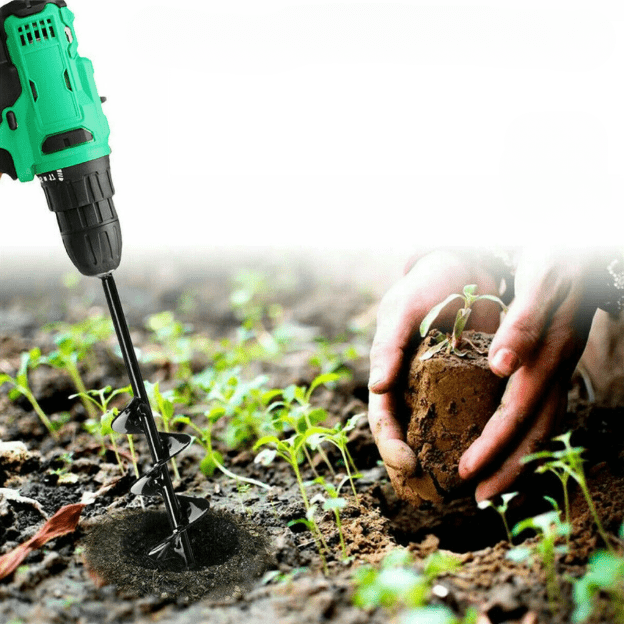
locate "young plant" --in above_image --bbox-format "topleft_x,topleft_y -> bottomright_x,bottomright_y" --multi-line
572,546 -> 624,623
352,548 -> 463,621
75,385 -> 135,476
477,492 -> 518,543
287,503 -> 329,575
143,311 -> 196,382
43,314 -> 115,420
507,510 -> 570,616
523,430 -> 612,551
176,402 -> 271,492
0,348 -> 61,440
419,284 -> 507,359
267,372 -> 347,478
311,477 -> 350,560
306,413 -> 363,501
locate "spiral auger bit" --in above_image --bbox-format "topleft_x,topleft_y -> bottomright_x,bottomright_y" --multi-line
103,275 -> 210,570
0,0 -> 209,571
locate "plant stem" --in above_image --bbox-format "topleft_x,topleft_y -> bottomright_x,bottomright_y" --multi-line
109,434 -> 125,474
333,509 -> 347,559
578,477 -> 612,551
66,361 -> 97,420
20,386 -> 59,441
127,435 -> 140,478
195,421 -> 271,490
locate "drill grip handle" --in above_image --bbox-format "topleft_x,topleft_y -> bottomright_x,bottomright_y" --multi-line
38,155 -> 122,276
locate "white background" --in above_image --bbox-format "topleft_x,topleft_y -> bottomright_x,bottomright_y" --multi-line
1,0 -> 623,270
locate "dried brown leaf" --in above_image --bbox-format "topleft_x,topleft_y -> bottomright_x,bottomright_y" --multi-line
0,502 -> 85,580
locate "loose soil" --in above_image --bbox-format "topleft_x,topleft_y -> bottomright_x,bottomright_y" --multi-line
0,259 -> 623,624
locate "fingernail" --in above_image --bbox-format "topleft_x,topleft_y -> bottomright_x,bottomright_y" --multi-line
490,348 -> 520,378
368,368 -> 385,390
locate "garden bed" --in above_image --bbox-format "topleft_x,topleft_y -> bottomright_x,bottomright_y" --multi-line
0,257 -> 622,624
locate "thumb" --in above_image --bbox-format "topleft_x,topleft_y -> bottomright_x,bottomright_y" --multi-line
488,285 -> 555,378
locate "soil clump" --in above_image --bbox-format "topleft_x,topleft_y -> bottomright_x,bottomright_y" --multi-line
403,331 -> 505,503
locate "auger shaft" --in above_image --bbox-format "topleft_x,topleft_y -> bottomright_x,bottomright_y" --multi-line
100,273 -> 195,568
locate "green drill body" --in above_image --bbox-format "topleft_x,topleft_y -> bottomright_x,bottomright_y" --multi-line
0,0 -> 207,569
0,1 -> 111,181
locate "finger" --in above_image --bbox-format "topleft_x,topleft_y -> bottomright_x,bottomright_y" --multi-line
460,315 -> 585,481
369,252 -> 474,393
368,391 -> 404,446
473,379 -> 566,501
368,391 -> 424,504
488,275 -> 565,378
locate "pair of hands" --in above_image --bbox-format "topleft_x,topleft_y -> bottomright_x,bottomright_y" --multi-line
368,248 -> 599,503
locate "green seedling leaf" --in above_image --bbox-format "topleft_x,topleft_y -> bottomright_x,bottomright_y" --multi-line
308,372 -> 342,398
420,339 -> 449,361
200,451 -> 224,476
255,448 -> 277,466
0,374 -> 13,387
323,497 -> 347,511
419,294 -> 462,338
476,294 -> 509,312
463,284 -> 478,298
452,307 -> 471,339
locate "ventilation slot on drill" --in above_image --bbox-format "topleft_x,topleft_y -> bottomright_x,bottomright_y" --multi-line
18,19 -> 56,46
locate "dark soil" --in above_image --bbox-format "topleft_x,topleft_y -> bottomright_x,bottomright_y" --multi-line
0,259 -> 622,624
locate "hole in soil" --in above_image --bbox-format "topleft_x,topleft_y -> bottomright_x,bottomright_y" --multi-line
121,509 -> 240,572
391,504 -> 508,554
83,508 -> 275,599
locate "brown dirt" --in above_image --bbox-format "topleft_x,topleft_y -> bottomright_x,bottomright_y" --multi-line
403,331 -> 506,503
0,263 -> 623,624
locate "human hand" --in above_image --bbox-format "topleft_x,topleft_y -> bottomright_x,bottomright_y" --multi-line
368,249 -> 501,505
458,248 -> 598,501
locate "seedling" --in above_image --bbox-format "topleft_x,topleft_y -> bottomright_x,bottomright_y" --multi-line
352,548 -> 462,619
75,385 -> 135,476
477,492 -> 518,543
311,477 -> 350,560
143,311 -> 196,382
508,510 -> 570,616
419,284 -> 507,359
572,546 -> 624,623
266,373 -> 347,478
287,503 -> 329,574
523,431 -> 612,551
0,349 -> 60,440
43,314 -> 114,420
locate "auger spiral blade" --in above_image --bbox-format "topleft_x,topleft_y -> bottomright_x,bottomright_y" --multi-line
101,274 -> 209,570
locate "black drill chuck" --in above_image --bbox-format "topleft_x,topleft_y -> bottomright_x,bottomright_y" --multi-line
38,155 -> 122,277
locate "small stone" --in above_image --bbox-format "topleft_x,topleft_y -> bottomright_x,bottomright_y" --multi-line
0,441 -> 31,470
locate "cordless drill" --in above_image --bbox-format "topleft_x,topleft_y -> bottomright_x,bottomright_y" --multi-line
0,0 -> 208,569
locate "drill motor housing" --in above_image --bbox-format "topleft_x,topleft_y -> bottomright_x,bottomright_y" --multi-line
0,0 -> 121,276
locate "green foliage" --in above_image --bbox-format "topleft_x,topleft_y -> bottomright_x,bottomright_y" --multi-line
0,348 -> 60,439
143,311 -> 199,381
311,477 -> 350,560
352,548 -> 464,621
508,510 -> 570,615
573,548 -> 624,623
523,431 -> 612,551
42,313 -> 114,419
419,284 -> 507,359
75,385 -> 134,475
191,367 -> 277,449
477,492 -> 518,543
